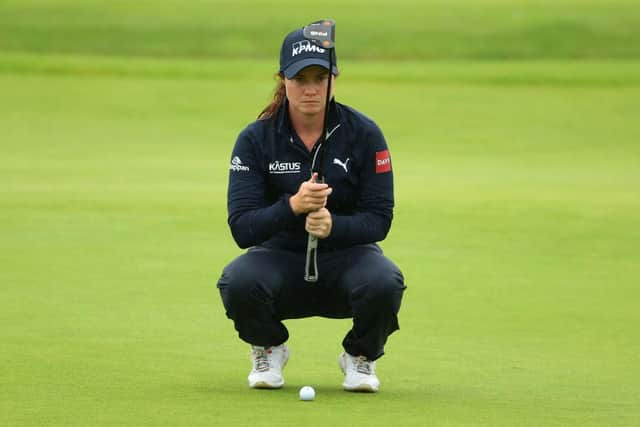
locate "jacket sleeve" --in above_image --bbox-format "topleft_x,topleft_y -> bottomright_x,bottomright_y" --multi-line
226,127 -> 298,248
325,122 -> 394,246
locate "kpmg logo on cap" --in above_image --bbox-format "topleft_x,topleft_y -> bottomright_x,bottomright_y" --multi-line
292,40 -> 326,57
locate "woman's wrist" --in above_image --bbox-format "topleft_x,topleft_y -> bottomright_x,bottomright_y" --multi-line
289,194 -> 301,215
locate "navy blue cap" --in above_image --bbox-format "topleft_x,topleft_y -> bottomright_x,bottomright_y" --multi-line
279,28 -> 338,79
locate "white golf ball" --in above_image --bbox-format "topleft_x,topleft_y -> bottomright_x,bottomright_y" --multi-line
299,386 -> 316,401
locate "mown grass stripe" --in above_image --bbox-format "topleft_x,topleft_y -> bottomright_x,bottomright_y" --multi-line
1,52 -> 640,87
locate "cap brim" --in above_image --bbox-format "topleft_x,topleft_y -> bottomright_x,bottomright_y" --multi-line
283,58 -> 338,79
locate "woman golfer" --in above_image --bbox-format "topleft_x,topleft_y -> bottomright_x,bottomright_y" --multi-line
217,22 -> 405,392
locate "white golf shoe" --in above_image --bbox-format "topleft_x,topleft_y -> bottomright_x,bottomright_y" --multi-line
248,344 -> 289,389
339,352 -> 380,392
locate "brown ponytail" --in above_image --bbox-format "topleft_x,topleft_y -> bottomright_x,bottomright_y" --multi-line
258,73 -> 286,120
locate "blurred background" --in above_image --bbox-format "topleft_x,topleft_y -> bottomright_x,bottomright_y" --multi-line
1,1 -> 639,425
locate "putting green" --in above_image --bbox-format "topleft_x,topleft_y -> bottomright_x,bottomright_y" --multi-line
1,0 -> 639,424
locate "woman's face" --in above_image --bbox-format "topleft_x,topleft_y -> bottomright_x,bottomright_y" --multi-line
284,65 -> 335,119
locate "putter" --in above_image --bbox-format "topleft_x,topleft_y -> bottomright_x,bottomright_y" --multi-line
303,19 -> 335,283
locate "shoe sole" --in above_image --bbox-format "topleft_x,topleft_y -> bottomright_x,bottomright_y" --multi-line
343,383 -> 378,393
250,380 -> 284,389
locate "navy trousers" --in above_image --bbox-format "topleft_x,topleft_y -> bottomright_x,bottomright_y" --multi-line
217,243 -> 405,361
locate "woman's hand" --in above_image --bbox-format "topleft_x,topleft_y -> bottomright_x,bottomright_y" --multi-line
305,208 -> 332,239
289,173 -> 333,215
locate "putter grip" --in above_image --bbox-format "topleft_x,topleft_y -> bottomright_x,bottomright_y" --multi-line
304,233 -> 319,282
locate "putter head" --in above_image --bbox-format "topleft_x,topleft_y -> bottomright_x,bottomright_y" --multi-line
303,19 -> 336,49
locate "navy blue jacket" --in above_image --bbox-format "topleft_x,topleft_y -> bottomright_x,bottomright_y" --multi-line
227,98 -> 394,253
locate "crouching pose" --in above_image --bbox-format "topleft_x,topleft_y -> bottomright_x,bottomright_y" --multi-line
217,22 -> 405,393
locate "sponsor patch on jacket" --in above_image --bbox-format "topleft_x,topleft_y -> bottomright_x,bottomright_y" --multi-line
269,161 -> 302,174
230,156 -> 250,172
375,150 -> 391,174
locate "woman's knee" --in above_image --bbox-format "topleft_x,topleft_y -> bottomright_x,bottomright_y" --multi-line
373,266 -> 405,299
217,256 -> 282,316
353,263 -> 405,311
217,263 -> 260,313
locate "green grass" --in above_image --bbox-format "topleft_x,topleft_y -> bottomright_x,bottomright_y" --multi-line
2,0 -> 640,60
2,0 -> 640,425
2,56 -> 639,426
